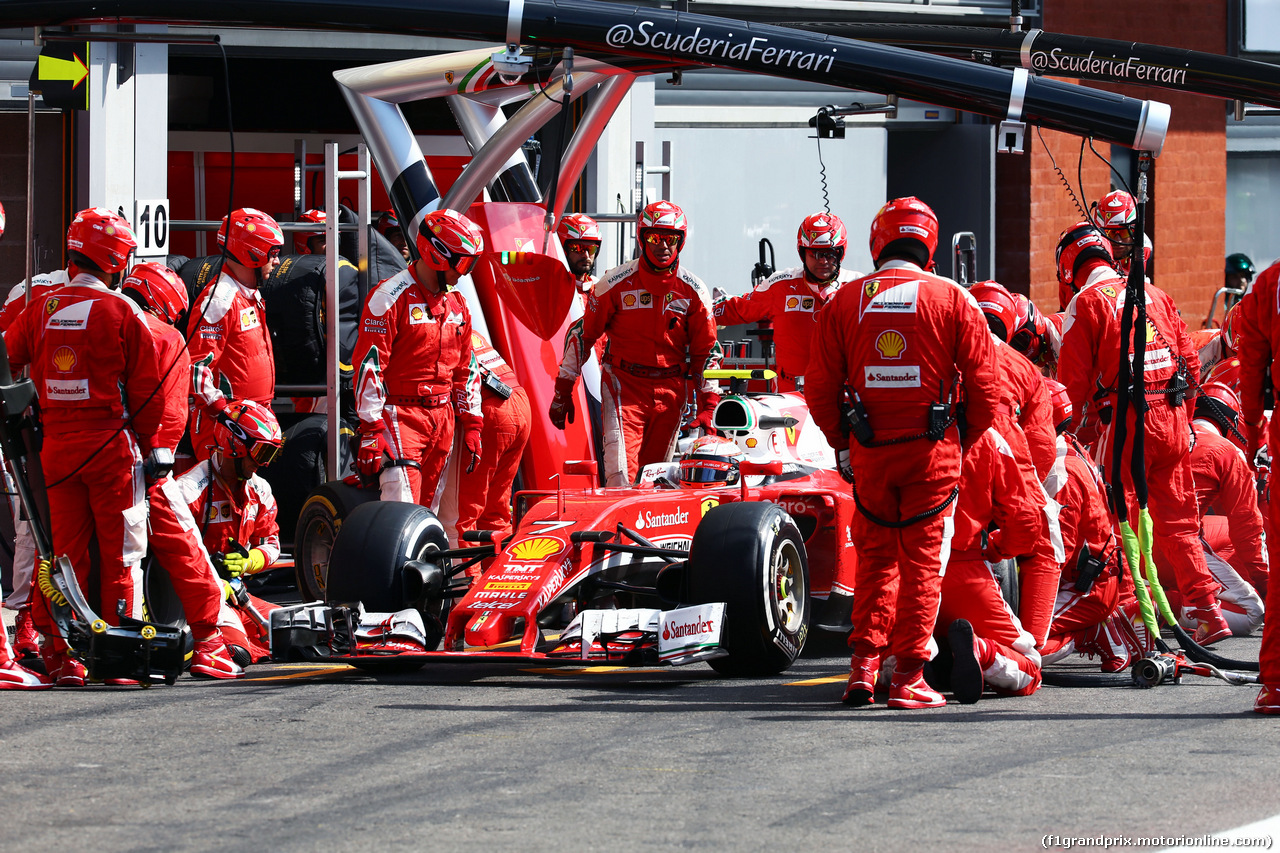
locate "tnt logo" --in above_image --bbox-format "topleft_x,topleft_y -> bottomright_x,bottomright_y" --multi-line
875,330 -> 906,359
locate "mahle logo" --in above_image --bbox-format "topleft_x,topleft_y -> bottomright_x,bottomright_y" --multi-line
875,330 -> 906,359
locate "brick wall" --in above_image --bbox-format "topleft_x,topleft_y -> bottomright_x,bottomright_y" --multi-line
1010,0 -> 1227,326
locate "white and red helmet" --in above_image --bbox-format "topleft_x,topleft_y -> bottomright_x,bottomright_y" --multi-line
638,200 -> 688,253
122,261 -> 189,325
679,435 -> 744,488
294,209 -> 326,254
66,207 -> 138,274
416,208 -> 485,275
970,280 -> 1019,343
1008,293 -> 1051,365
217,208 -> 284,269
1045,378 -> 1072,433
797,212 -> 847,262
375,210 -> 401,237
869,197 -> 938,267
1092,189 -> 1137,250
557,213 -> 602,246
1055,221 -> 1113,306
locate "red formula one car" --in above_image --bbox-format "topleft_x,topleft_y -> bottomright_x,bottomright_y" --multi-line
275,376 -> 858,676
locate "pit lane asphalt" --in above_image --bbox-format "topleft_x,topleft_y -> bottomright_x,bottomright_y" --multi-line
2,623 -> 1274,853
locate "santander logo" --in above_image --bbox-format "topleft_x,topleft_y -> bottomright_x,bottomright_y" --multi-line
662,616 -> 715,640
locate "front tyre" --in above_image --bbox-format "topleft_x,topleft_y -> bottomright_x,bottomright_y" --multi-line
688,502 -> 810,677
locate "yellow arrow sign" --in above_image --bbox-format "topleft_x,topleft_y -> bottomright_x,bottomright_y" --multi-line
38,52 -> 88,88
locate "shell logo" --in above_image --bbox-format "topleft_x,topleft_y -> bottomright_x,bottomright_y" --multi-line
623,294 -> 637,307
410,306 -> 425,321
786,296 -> 800,310
246,223 -> 257,233
105,225 -> 116,236
875,330 -> 907,359
51,346 -> 76,372
864,281 -> 880,297
509,536 -> 565,561
45,297 -> 59,315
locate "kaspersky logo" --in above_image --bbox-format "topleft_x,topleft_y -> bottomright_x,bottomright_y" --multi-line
875,330 -> 906,359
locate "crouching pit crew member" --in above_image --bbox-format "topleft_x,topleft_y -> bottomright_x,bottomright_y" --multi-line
124,262 -> 243,678
1056,222 -> 1233,647
551,200 -> 720,486
714,212 -> 860,391
807,196 -> 1000,710
352,208 -> 484,508
175,400 -> 284,665
4,208 -> 164,687
187,208 -> 284,462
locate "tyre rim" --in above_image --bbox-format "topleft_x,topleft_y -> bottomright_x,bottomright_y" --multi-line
301,519 -> 336,596
771,539 -> 806,634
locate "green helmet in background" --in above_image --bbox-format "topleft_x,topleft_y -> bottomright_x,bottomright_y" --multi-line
1226,253 -> 1256,281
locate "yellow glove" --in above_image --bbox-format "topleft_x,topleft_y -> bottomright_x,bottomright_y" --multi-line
221,548 -> 267,578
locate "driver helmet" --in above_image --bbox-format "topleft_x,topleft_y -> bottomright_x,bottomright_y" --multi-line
679,435 -> 744,488
1226,253 -> 1256,284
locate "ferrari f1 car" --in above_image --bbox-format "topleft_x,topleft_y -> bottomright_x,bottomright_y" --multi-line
277,376 -> 856,676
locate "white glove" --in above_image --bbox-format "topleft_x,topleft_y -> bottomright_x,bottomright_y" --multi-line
837,448 -> 855,484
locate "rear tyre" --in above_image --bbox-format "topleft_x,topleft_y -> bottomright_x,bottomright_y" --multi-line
326,500 -> 450,652
293,481 -> 378,601
142,554 -> 187,630
688,501 -> 810,677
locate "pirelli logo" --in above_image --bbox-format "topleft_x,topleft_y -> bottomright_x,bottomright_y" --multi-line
483,581 -> 533,592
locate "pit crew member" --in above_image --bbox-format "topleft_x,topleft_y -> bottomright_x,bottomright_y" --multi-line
4,208 -> 164,686
187,207 -> 284,461
1152,383 -> 1266,637
1038,382 -> 1143,672
175,400 -> 284,664
123,262 -> 243,678
1056,222 -> 1232,647
352,208 -> 483,507
294,208 -> 327,255
807,196 -> 1000,710
713,212 -> 860,390
938,425 -> 1045,703
550,200 -> 720,487
454,330 -> 531,545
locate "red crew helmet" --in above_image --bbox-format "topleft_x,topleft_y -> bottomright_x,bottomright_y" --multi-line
638,200 -> 688,254
294,209 -> 326,254
869,196 -> 938,267
416,208 -> 485,276
557,213 -> 602,245
121,262 -> 189,325
66,207 -> 138,274
1045,378 -> 1073,434
217,208 -> 284,269
797,212 -> 848,262
1222,303 -> 1241,354
1055,222 -> 1113,308
1205,356 -> 1241,392
970,280 -> 1019,343
375,210 -> 401,236
1008,294 -> 1050,364
215,400 -> 284,467
1195,382 -> 1244,450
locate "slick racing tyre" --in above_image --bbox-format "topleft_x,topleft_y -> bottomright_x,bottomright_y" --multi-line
688,501 -> 810,677
326,500 -> 450,658
142,554 -> 186,629
293,481 -> 378,601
